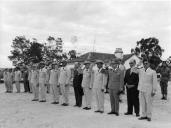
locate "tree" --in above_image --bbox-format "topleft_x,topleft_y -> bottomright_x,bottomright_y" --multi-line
134,37 -> 164,69
8,36 -> 30,66
68,50 -> 76,60
27,39 -> 43,63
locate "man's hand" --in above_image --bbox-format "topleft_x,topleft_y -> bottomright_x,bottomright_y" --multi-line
151,92 -> 156,97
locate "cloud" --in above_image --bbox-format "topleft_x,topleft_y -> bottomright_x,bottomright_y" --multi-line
0,0 -> 171,67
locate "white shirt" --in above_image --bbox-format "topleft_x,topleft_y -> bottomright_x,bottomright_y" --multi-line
58,67 -> 71,85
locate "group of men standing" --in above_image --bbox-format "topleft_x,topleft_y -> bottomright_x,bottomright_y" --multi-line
2,58 -> 170,122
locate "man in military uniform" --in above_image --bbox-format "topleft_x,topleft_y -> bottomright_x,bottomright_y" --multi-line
39,62 -> 47,102
58,60 -> 71,106
157,61 -> 170,100
107,59 -> 124,116
31,64 -> 39,101
49,63 -> 60,104
14,67 -> 22,93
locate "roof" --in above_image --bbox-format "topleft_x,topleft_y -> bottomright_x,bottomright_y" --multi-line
69,52 -> 135,63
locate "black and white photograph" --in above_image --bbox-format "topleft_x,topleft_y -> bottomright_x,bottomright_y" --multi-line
0,0 -> 171,128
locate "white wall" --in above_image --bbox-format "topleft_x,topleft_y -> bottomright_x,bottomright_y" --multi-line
124,55 -> 140,69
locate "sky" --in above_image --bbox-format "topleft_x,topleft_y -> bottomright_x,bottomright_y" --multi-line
0,0 -> 171,68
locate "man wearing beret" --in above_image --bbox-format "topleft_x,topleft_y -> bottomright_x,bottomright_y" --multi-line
91,60 -> 107,113
107,59 -> 124,116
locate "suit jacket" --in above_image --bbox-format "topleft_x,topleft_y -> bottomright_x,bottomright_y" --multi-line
91,68 -> 107,90
73,69 -> 83,88
81,68 -> 92,88
124,68 -> 139,88
39,68 -> 47,84
138,67 -> 157,93
31,70 -> 39,85
58,67 -> 71,85
108,68 -> 124,90
49,69 -> 60,85
14,71 -> 21,82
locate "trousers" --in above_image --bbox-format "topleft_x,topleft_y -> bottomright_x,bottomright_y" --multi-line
60,84 -> 70,104
83,87 -> 92,108
94,89 -> 104,111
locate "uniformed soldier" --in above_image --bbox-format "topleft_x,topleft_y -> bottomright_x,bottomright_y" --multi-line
157,61 -> 170,100
91,60 -> 107,113
31,64 -> 39,101
39,62 -> 47,102
14,67 -> 22,93
23,67 -> 30,93
58,60 -> 71,106
81,61 -> 93,110
107,59 -> 124,116
49,63 -> 60,104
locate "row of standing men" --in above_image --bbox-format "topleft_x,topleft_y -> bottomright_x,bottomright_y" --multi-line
3,58 -> 158,122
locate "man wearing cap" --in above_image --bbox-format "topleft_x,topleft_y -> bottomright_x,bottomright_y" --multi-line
73,62 -> 83,107
49,63 -> 60,104
3,69 -> 9,92
124,59 -> 140,117
23,67 -> 30,93
14,67 -> 22,93
91,60 -> 107,113
157,61 -> 170,100
39,62 -> 47,102
81,61 -> 93,110
107,59 -> 124,116
58,60 -> 71,106
31,64 -> 39,101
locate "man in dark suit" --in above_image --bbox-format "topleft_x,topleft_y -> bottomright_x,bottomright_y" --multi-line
124,59 -> 140,117
73,62 -> 83,107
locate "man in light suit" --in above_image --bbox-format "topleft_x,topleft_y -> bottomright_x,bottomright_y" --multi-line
81,61 -> 92,110
107,59 -> 124,116
135,58 -> 157,121
58,60 -> 71,106
3,69 -> 9,92
14,67 -> 22,93
49,63 -> 60,104
91,60 -> 107,113
7,68 -> 14,93
31,64 -> 39,101
28,65 -> 33,93
39,62 -> 47,102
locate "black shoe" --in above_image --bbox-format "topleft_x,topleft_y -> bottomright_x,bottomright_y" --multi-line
32,99 -> 38,101
61,103 -> 68,106
161,97 -> 165,100
86,107 -> 91,110
73,104 -> 78,107
138,117 -> 148,120
83,107 -> 88,110
51,102 -> 59,104
164,97 -> 167,100
99,111 -> 104,114
147,117 -> 151,121
124,112 -> 132,115
136,114 -> 140,117
115,112 -> 119,116
95,110 -> 100,113
39,100 -> 46,102
107,112 -> 115,114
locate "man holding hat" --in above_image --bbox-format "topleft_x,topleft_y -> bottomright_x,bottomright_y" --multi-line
91,60 -> 107,113
49,62 -> 60,104
58,60 -> 71,106
107,59 -> 124,116
81,61 -> 93,110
